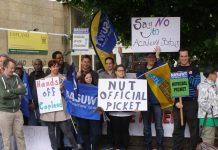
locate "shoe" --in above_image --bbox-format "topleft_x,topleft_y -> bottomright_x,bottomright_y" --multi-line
64,147 -> 73,150
77,144 -> 83,150
101,145 -> 113,150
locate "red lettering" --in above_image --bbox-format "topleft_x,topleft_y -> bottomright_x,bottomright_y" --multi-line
163,110 -> 171,123
50,78 -> 54,86
36,80 -> 40,87
41,82 -> 45,87
162,110 -> 174,123
55,80 -> 59,85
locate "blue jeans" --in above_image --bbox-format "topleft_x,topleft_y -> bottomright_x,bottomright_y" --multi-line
141,105 -> 164,149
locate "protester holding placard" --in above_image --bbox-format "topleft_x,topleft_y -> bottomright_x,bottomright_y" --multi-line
77,71 -> 101,150
136,46 -> 164,150
172,48 -> 201,150
109,64 -> 133,150
99,57 -> 116,79
99,57 -> 116,150
0,58 -> 26,150
197,66 -> 218,145
40,60 -> 78,150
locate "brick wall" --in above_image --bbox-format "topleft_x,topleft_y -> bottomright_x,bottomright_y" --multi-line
0,0 -> 81,69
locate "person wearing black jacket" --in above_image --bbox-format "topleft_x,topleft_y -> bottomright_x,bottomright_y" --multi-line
46,51 -> 70,76
28,59 -> 46,125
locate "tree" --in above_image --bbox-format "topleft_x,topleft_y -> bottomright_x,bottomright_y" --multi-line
62,0 -> 218,68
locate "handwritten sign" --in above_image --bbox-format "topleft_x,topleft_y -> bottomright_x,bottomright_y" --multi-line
170,72 -> 189,97
72,28 -> 89,51
98,79 -> 147,111
36,77 -> 63,114
131,17 -> 180,52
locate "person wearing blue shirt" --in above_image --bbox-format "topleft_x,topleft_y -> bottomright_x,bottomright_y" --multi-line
137,46 -> 164,150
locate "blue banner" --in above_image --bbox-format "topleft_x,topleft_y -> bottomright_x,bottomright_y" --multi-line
21,70 -> 32,118
63,80 -> 100,120
96,11 -> 117,53
67,62 -> 78,99
170,72 -> 188,79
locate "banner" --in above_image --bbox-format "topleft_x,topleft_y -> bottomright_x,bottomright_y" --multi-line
66,62 -> 78,99
90,10 -> 116,69
102,111 -> 190,137
170,72 -> 189,97
21,70 -> 32,118
98,79 -> 147,111
145,64 -> 174,109
132,17 -> 180,52
36,77 -> 63,114
64,80 -> 100,120
72,28 -> 89,51
8,31 -> 48,54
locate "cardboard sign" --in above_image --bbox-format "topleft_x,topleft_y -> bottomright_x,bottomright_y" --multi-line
72,28 -> 89,51
36,77 -> 63,114
170,72 -> 189,97
98,79 -> 147,111
131,17 -> 180,52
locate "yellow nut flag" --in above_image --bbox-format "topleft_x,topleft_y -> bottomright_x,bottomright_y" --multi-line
145,63 -> 174,109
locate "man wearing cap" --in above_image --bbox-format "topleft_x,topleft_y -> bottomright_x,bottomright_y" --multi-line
137,46 -> 164,150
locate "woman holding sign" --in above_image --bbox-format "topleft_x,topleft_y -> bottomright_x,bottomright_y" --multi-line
40,60 -> 78,150
197,66 -> 218,145
77,71 -> 101,150
109,64 -> 133,150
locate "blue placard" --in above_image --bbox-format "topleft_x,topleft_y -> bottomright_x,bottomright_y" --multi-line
63,80 -> 100,120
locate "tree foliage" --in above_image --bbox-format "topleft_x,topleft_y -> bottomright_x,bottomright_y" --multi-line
63,0 -> 218,67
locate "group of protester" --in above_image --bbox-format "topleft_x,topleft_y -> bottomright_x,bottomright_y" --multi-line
0,46 -> 217,150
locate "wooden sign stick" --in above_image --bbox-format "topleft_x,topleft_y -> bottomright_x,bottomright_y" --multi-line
179,97 -> 184,126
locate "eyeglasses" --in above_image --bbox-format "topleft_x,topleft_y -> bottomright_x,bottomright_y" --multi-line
116,70 -> 125,72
